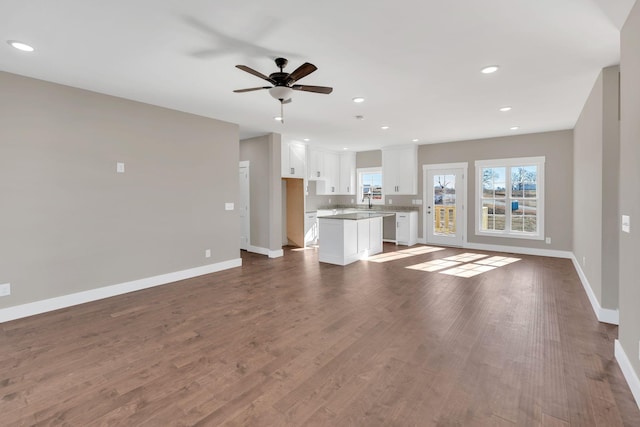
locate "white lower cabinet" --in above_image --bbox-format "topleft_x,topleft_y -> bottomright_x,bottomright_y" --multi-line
318,216 -> 383,265
304,212 -> 318,245
396,211 -> 418,246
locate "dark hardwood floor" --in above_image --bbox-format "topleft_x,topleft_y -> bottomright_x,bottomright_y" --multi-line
1,244 -> 639,426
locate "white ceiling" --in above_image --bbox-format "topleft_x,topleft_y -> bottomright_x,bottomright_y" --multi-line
0,0 -> 635,151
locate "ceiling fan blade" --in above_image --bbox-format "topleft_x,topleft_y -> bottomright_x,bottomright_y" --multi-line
236,65 -> 276,84
287,62 -> 317,83
292,85 -> 333,94
233,86 -> 271,93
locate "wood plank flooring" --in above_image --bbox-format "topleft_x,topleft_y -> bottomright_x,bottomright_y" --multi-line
1,244 -> 639,426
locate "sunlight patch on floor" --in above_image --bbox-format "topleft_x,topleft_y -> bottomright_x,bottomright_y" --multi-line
367,252 -> 413,262
474,256 -> 521,267
443,253 -> 489,263
367,246 -> 445,263
405,253 -> 521,278
440,263 -> 497,278
406,259 -> 462,272
398,246 -> 446,255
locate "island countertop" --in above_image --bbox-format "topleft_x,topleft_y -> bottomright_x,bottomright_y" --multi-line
319,212 -> 395,221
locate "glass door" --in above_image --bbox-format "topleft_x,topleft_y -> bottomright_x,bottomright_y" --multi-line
425,166 -> 466,246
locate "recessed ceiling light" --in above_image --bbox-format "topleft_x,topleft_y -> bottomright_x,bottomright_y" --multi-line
381,125 -> 390,130
499,106 -> 512,112
510,126 -> 520,130
303,138 -> 310,142
412,139 -> 419,142
7,40 -> 35,52
481,65 -> 499,74
274,116 -> 283,122
352,97 -> 365,103
343,147 -> 348,150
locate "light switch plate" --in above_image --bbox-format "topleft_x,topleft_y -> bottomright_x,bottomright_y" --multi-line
225,202 -> 234,211
622,215 -> 630,233
0,283 -> 10,297
205,249 -> 211,258
116,162 -> 125,173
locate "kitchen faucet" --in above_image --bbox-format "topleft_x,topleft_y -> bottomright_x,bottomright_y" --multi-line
362,193 -> 373,209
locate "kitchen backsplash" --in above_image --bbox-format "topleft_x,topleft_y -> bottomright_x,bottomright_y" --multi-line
305,181 -> 419,212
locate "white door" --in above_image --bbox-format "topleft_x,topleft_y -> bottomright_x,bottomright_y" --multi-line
425,164 -> 466,247
239,162 -> 250,250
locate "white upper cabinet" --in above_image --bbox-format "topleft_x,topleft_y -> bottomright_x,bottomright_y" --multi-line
308,147 -> 355,195
319,151 -> 339,194
281,141 -> 306,178
338,151 -> 356,195
382,145 -> 418,195
307,146 -> 325,180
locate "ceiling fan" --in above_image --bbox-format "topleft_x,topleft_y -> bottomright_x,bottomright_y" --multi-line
233,58 -> 333,118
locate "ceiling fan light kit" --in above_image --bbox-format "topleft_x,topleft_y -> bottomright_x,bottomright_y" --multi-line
269,86 -> 293,101
234,57 -> 333,122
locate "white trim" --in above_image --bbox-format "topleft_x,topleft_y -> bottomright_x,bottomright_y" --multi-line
615,340 -> 640,410
0,258 -> 242,324
356,167 -> 385,206
247,245 -> 268,256
269,249 -> 284,258
571,254 -> 619,325
239,161 -> 250,251
247,245 -> 284,258
464,242 -> 573,259
475,156 -> 545,241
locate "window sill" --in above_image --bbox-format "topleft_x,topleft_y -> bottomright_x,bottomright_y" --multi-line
475,231 -> 544,241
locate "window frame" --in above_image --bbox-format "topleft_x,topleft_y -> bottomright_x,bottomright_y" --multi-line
474,156 -> 545,240
356,167 -> 385,206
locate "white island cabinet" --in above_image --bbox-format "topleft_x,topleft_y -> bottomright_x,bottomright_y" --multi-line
318,213 -> 389,265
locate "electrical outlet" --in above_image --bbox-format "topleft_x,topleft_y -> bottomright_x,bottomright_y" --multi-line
545,237 -> 551,244
351,199 -> 354,204
225,202 -> 234,211
388,199 -> 393,204
205,249 -> 211,258
0,283 -> 11,297
116,162 -> 125,173
415,199 -> 423,205
328,198 -> 331,204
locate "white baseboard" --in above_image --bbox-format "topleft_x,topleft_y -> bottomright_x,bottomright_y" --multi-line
464,242 -> 573,259
615,340 -> 640,410
269,249 -> 284,258
246,245 -> 283,258
0,258 -> 242,324
570,255 -> 619,325
246,245 -> 268,256
417,237 -> 427,245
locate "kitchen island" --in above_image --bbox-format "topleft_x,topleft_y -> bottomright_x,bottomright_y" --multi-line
318,212 -> 394,265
